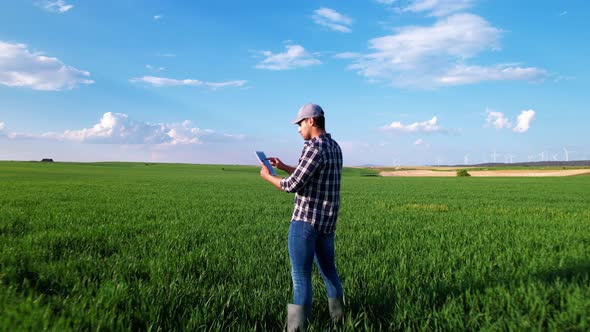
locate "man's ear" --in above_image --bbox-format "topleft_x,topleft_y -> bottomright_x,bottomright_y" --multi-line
308,117 -> 316,127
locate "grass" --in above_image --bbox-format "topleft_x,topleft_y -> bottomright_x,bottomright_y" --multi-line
1,161 -> 589,331
377,165 -> 590,172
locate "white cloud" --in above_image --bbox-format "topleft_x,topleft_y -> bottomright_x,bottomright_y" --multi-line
156,53 -> 176,57
334,52 -> 362,59
401,0 -> 475,17
347,14 -> 546,88
39,112 -> 245,144
513,110 -> 535,133
382,116 -> 446,133
154,14 -> 163,20
37,0 -> 73,13
129,76 -> 247,89
437,64 -> 546,85
0,122 -> 5,131
485,108 -> 511,129
312,8 -> 353,33
483,108 -> 535,133
145,64 -> 165,71
0,41 -> 94,91
414,138 -> 425,145
255,44 -> 321,70
203,81 -> 248,89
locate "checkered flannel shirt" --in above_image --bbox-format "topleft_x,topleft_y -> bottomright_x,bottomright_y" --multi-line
280,133 -> 343,233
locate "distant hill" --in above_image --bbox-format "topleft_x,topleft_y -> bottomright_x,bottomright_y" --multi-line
443,160 -> 590,167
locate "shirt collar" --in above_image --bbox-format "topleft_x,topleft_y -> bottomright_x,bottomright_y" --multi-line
305,132 -> 330,146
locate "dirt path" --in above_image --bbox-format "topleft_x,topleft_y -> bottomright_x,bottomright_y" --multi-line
379,169 -> 590,177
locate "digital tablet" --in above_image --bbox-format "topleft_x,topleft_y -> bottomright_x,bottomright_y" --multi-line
255,151 -> 276,176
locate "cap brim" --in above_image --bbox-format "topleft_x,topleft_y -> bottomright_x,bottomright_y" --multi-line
292,116 -> 305,124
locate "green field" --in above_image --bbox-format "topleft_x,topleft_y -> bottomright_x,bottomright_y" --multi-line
1,161 -> 589,331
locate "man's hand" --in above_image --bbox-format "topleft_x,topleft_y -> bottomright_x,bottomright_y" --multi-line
260,163 -> 283,190
266,157 -> 286,170
267,157 -> 296,175
260,163 -> 272,180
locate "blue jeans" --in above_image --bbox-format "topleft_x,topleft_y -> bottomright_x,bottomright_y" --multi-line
288,220 -> 343,306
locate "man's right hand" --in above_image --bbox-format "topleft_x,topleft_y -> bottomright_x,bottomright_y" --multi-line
267,157 -> 296,175
266,157 -> 286,170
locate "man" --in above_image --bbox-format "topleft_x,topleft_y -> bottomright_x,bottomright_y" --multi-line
259,103 -> 344,331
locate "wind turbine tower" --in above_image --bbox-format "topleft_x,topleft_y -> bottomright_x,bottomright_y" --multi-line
491,149 -> 500,163
563,147 -> 575,161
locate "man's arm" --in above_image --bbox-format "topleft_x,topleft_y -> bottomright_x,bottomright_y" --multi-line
260,166 -> 283,190
278,147 -> 322,193
261,146 -> 322,192
267,157 -> 296,175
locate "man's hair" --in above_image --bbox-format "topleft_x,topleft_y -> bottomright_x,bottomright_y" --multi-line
313,116 -> 325,130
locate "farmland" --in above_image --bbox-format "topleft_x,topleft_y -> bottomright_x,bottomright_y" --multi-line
1,161 -> 589,331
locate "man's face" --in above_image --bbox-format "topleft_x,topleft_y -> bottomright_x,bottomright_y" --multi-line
297,118 -> 312,140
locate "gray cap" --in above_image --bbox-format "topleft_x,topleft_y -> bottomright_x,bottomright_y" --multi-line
292,103 -> 324,124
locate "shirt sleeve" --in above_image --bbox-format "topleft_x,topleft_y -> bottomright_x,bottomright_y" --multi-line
280,145 -> 322,193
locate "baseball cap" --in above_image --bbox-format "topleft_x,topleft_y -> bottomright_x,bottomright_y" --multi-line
292,103 -> 324,124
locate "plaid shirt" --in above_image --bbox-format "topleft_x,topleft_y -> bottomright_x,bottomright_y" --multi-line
280,133 -> 343,233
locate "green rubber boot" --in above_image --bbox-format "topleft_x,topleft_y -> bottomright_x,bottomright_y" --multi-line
328,297 -> 344,323
287,304 -> 310,332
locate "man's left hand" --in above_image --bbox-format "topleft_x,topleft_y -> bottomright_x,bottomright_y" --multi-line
260,163 -> 271,180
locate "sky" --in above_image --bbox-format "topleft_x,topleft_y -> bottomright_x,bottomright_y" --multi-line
1,0 -> 588,166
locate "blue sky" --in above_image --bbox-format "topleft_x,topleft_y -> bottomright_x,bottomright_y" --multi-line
1,0 -> 588,166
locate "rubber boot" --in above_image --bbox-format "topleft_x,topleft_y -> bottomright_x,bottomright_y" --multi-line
328,297 -> 344,323
287,304 -> 309,332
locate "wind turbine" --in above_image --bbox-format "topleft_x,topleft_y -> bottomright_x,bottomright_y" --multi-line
552,153 -> 559,161
435,157 -> 442,166
538,151 -> 545,162
507,154 -> 516,163
491,149 -> 500,163
464,154 -> 470,165
392,154 -> 400,167
563,147 -> 575,161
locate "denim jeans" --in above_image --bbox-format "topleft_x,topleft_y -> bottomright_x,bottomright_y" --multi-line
288,220 -> 343,306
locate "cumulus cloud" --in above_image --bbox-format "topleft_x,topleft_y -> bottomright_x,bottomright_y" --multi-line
513,110 -> 535,133
483,108 -> 535,133
312,8 -> 353,33
414,138 -> 425,145
255,44 -> 321,70
382,116 -> 446,133
129,76 -> 247,89
0,41 -> 94,91
0,122 -> 5,131
37,0 -> 73,13
39,112 -> 245,144
153,14 -> 163,20
347,14 -> 546,88
485,108 -> 511,129
400,0 -> 476,17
